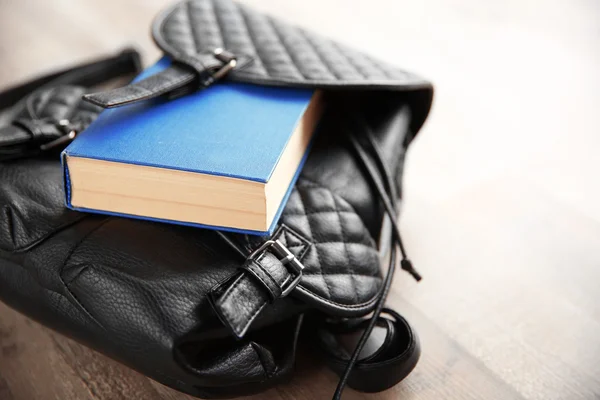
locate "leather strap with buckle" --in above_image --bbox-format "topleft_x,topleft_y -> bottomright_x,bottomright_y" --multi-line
209,238 -> 306,338
246,239 -> 304,298
0,49 -> 142,161
83,48 -> 251,109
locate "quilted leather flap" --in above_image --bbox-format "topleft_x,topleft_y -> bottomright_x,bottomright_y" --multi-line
84,0 -> 432,120
154,0 -> 431,92
245,179 -> 384,314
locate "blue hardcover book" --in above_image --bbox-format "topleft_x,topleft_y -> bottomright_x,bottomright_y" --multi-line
62,58 -> 323,235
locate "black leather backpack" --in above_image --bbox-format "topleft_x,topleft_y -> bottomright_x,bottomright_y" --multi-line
0,1 -> 433,398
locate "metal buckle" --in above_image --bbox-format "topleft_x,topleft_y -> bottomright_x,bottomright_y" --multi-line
212,48 -> 237,80
247,239 -> 305,297
39,119 -> 77,151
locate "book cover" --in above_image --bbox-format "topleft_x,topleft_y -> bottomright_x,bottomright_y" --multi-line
62,58 -> 320,235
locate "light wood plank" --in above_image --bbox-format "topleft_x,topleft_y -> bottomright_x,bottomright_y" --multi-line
0,302 -> 96,400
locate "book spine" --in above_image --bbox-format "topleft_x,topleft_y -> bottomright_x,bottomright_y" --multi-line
61,152 -> 74,209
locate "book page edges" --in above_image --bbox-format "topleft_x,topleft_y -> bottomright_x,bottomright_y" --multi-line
265,90 -> 324,225
67,90 -> 323,233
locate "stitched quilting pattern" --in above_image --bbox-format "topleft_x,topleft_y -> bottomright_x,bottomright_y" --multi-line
276,180 -> 382,306
157,0 -> 424,86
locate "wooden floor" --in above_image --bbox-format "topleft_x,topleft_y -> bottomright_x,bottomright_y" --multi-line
1,0 -> 600,399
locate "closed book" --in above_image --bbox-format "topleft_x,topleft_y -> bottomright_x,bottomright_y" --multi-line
62,58 -> 323,235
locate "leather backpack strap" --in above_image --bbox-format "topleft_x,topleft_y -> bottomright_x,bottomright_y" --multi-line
209,231 -> 308,338
82,49 -> 251,108
313,308 -> 420,393
0,48 -> 141,111
0,49 -> 142,161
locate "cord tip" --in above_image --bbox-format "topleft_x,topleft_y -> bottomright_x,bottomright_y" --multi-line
400,259 -> 422,282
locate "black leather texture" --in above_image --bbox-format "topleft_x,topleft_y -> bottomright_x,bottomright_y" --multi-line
0,93 -> 424,399
0,1 -> 433,398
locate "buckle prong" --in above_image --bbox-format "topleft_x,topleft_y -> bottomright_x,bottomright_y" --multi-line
40,119 -> 77,151
212,48 -> 237,80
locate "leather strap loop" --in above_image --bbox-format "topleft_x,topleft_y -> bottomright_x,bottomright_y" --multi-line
243,253 -> 290,301
13,118 -> 61,143
0,118 -> 66,159
314,308 -> 420,393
